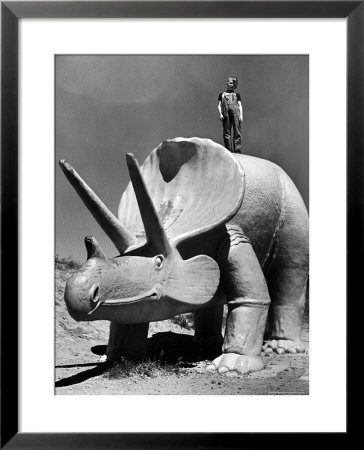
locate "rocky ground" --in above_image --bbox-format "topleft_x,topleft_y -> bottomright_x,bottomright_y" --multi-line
55,259 -> 309,395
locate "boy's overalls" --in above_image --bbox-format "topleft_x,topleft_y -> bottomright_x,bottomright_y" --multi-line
221,92 -> 242,153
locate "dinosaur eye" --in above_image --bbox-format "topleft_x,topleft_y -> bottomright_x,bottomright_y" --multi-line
154,255 -> 164,270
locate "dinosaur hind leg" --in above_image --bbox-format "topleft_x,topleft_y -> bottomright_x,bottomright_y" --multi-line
265,176 -> 309,354
265,264 -> 308,354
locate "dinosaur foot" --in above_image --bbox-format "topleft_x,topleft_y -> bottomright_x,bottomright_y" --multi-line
262,339 -> 305,355
206,353 -> 264,374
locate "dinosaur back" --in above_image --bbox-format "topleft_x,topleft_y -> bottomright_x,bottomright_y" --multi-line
231,154 -> 287,265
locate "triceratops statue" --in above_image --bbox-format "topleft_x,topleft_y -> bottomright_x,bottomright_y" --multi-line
59,137 -> 308,374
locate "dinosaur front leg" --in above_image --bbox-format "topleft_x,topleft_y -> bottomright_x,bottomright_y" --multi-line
104,322 -> 149,362
207,226 -> 270,374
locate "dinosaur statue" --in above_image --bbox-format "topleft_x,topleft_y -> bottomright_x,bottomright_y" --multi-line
59,137 -> 308,374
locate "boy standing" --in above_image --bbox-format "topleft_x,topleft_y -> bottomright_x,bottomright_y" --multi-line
218,76 -> 243,153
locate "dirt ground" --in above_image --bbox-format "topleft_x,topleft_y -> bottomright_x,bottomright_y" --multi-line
55,262 -> 309,395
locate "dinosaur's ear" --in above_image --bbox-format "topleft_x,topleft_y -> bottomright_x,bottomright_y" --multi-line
164,255 -> 220,306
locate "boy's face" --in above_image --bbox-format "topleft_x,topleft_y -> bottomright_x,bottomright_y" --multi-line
226,78 -> 237,91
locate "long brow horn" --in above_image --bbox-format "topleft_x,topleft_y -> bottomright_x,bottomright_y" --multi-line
59,160 -> 135,254
126,153 -> 172,256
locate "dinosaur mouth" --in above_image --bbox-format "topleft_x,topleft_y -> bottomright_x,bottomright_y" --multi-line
88,284 -> 162,315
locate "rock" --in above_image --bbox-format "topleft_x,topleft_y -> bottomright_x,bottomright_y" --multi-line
269,339 -> 278,350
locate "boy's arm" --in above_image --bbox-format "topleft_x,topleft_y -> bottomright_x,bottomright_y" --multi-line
218,101 -> 224,121
238,101 -> 243,122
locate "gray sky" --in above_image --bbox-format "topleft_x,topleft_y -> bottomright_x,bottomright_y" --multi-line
56,55 -> 308,261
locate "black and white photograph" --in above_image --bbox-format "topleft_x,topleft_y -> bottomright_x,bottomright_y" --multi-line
2,0 -> 356,442
55,54 -> 309,395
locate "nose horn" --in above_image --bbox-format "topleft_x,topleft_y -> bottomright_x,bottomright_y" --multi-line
85,236 -> 106,260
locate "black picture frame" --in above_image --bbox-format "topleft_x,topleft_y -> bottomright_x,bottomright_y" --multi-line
1,1 -> 358,447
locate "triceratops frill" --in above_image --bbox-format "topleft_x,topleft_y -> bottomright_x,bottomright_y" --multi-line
59,137 -> 308,374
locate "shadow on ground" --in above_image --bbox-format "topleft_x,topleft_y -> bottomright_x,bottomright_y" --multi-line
55,363 -> 110,387
55,331 -> 217,387
147,331 -> 220,363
